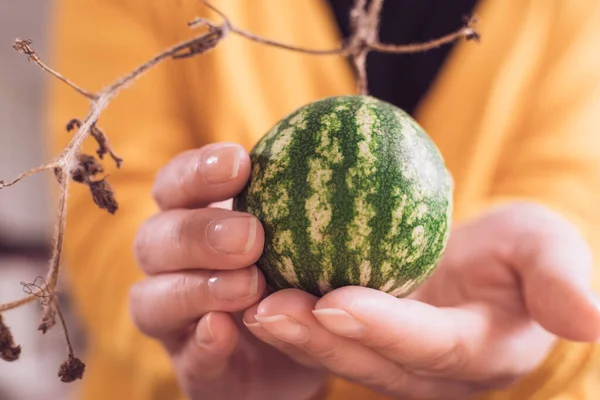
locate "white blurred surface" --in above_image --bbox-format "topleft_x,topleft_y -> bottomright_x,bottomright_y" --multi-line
0,0 -> 54,245
0,2 -> 83,399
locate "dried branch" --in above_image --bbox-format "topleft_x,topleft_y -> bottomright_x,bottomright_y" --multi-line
55,298 -> 76,358
0,0 -> 480,383
0,162 -> 56,189
371,15 -> 480,53
13,39 -> 98,101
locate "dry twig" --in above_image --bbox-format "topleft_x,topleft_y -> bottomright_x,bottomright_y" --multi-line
0,0 -> 479,382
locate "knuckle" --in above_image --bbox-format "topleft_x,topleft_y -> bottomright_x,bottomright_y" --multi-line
133,219 -> 152,269
362,367 -> 408,394
424,340 -> 470,373
171,272 -> 211,311
305,341 -> 346,365
178,358 -> 225,389
168,211 -> 202,264
127,282 -> 151,334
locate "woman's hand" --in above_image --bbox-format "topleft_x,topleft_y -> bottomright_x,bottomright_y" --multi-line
128,143 -> 327,400
243,203 -> 600,399
130,140 -> 600,400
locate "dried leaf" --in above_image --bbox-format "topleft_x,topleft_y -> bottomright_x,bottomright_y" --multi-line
58,354 -> 86,382
89,178 -> 118,214
38,303 -> 57,334
0,314 -> 21,362
66,119 -> 123,168
70,153 -> 104,183
89,124 -> 123,168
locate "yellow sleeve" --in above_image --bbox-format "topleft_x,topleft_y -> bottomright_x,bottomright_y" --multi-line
46,0 -> 200,395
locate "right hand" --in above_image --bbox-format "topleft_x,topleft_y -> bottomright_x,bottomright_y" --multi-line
128,142 -> 327,400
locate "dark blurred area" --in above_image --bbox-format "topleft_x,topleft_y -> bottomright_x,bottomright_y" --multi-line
0,1 -> 84,399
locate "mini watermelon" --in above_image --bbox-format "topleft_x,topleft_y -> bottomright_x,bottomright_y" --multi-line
233,95 -> 453,298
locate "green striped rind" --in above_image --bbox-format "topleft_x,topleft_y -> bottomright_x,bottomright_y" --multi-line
233,95 -> 453,298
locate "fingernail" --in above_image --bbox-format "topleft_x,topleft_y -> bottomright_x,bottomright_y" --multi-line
196,314 -> 215,345
208,266 -> 259,301
207,216 -> 257,254
312,308 -> 366,337
203,144 -> 243,184
242,317 -> 261,329
256,314 -> 310,344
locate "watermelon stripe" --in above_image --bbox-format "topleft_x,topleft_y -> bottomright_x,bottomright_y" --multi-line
366,99 -> 396,292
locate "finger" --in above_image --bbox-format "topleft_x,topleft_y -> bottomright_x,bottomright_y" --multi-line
129,266 -> 265,339
458,203 -> 600,342
243,304 -> 323,369
508,207 -> 600,342
171,312 -> 239,393
134,207 -> 263,274
152,143 -> 251,210
252,289 -> 477,399
313,286 -> 549,382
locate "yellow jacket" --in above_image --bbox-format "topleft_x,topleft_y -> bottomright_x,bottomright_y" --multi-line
46,0 -> 600,399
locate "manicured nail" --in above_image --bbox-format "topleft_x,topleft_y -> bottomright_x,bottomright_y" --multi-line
196,314 -> 215,345
203,144 -> 243,184
207,216 -> 257,254
242,317 -> 261,329
208,266 -> 259,301
256,315 -> 309,344
312,309 -> 366,337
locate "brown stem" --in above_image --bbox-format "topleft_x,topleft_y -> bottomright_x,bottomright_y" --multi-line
0,162 -> 57,189
366,0 -> 385,37
54,299 -> 74,356
44,171 -> 69,291
370,25 -> 479,54
13,39 -> 98,100
352,51 -> 369,95
0,295 -> 38,312
230,26 -> 348,55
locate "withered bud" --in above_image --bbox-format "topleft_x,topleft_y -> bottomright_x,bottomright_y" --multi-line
54,167 -> 65,184
465,29 -> 481,42
58,354 -> 86,383
0,314 -> 21,362
38,303 -> 57,334
89,177 -> 118,214
172,28 -> 223,59
13,38 -> 38,62
462,14 -> 480,42
70,153 -> 104,183
66,118 -> 82,132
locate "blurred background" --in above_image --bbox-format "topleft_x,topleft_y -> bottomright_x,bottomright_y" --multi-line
0,1 -> 85,399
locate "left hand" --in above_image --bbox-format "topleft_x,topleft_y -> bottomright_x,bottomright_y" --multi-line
243,202 -> 600,399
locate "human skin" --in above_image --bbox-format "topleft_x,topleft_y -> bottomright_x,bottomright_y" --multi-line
129,142 -> 600,400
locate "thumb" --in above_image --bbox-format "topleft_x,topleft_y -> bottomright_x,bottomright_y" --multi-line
498,203 -> 600,342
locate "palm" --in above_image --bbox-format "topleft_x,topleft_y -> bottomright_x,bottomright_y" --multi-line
405,218 -> 556,382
